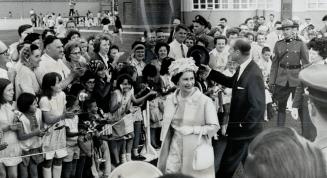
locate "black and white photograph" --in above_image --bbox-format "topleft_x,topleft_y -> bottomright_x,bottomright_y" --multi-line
0,0 -> 326,178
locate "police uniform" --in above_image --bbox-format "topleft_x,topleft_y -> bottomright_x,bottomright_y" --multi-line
193,15 -> 215,50
299,63 -> 327,168
269,20 -> 309,126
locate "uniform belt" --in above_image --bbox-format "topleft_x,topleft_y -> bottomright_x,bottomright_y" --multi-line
279,64 -> 301,69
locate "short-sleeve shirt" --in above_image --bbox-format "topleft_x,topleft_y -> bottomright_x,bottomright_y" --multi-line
39,91 -> 66,122
35,53 -> 71,85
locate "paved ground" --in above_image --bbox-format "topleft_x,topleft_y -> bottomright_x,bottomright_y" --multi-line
0,29 -> 303,178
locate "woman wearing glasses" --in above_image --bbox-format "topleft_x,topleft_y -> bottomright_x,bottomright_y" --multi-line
63,41 -> 87,71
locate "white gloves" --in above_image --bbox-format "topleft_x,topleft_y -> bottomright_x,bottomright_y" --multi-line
175,126 -> 202,135
175,126 -> 193,135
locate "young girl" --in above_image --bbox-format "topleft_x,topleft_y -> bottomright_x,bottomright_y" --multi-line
109,74 -> 156,165
16,93 -> 44,178
92,61 -> 113,114
62,95 -> 80,178
82,99 -> 111,178
221,59 -> 237,135
261,47 -> 273,121
0,79 -> 21,178
39,72 -> 74,178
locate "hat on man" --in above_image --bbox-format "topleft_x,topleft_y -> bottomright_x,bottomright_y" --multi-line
193,15 -> 208,27
277,19 -> 297,30
299,64 -> 327,104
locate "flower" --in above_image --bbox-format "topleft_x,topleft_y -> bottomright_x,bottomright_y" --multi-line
168,57 -> 198,77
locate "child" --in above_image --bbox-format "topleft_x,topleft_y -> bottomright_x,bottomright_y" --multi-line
55,19 -> 66,39
62,95 -> 81,178
109,74 -> 156,164
39,72 -> 75,178
16,93 -> 45,178
0,79 -> 22,178
47,15 -> 56,30
221,59 -> 237,135
82,99 -> 111,178
92,61 -> 113,114
101,15 -> 111,34
261,47 -> 274,121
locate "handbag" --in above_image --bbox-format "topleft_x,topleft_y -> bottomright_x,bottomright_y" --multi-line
192,128 -> 214,171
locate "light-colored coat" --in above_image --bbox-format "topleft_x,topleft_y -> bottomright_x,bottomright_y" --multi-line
157,88 -> 219,178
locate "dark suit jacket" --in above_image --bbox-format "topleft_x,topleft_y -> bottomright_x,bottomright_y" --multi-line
208,60 -> 265,140
91,53 -> 112,67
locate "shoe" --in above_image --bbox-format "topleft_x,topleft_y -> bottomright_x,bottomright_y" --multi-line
132,154 -> 146,161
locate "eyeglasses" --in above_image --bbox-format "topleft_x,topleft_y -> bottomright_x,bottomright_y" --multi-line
71,51 -> 81,55
0,49 -> 9,56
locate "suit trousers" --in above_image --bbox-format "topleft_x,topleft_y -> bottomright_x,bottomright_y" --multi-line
216,139 -> 252,178
212,137 -> 227,173
274,84 -> 296,126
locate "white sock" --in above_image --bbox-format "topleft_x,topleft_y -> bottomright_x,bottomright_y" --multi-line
42,167 -> 52,178
52,165 -> 62,178
126,153 -> 132,162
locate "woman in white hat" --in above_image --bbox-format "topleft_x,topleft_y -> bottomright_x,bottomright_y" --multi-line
157,58 -> 219,178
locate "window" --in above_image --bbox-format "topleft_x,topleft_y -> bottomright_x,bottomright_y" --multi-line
308,0 -> 327,9
192,0 -> 273,10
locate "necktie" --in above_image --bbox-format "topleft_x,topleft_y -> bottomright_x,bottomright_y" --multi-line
181,44 -> 185,58
234,67 -> 240,85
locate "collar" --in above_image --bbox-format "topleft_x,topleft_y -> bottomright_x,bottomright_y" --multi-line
98,52 -> 108,61
173,39 -> 183,45
43,53 -> 59,62
132,58 -> 144,65
172,88 -> 202,105
239,57 -> 252,71
285,38 -> 293,42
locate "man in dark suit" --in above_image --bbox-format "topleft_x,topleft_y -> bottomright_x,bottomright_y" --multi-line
202,39 -> 265,178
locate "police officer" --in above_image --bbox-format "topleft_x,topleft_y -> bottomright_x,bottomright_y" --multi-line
269,19 -> 309,127
192,15 -> 215,50
299,63 -> 327,164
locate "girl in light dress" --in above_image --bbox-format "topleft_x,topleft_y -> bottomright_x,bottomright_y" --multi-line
0,79 -> 21,178
16,93 -> 45,178
109,74 -> 156,165
39,72 -> 75,178
260,47 -> 274,121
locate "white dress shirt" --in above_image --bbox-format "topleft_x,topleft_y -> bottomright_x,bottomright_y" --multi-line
237,57 -> 252,81
35,53 -> 71,85
168,39 -> 188,60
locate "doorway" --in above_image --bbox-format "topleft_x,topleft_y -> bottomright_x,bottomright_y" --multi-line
281,0 -> 292,20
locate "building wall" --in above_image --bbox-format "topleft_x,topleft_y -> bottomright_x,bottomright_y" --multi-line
118,0 -> 181,26
292,0 -> 325,29
181,0 -> 281,27
0,1 -> 100,18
